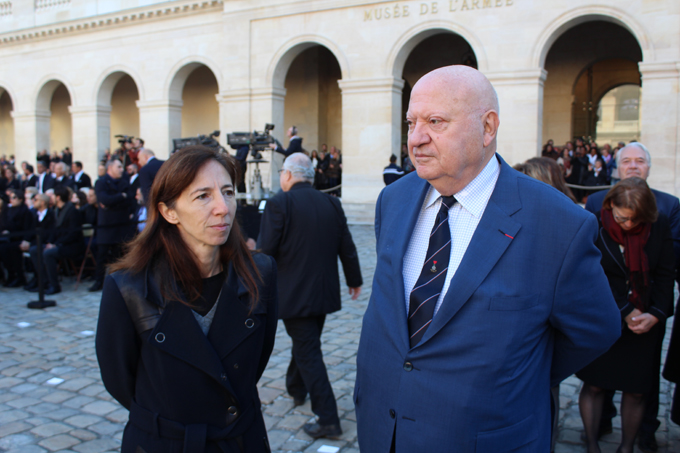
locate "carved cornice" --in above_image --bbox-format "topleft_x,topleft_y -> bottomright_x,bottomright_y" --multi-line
0,0 -> 223,46
0,2 -> 11,18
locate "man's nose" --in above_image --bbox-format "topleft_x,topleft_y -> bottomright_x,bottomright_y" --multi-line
408,121 -> 431,149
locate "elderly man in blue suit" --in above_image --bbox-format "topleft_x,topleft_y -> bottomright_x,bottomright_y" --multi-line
354,65 -> 621,452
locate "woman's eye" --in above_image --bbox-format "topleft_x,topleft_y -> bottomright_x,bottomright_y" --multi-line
196,193 -> 208,200
223,189 -> 235,197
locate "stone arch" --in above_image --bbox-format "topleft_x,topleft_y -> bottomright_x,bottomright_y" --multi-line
0,83 -> 16,111
35,75 -> 74,111
166,56 -> 222,103
268,35 -> 349,89
95,66 -> 144,107
388,20 -> 487,78
532,6 -> 653,68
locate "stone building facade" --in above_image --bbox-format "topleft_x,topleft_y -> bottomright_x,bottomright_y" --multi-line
0,0 -> 678,206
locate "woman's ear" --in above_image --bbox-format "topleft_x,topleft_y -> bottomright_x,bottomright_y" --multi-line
158,202 -> 179,225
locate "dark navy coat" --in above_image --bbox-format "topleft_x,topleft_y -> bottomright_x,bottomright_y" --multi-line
96,253 -> 278,453
94,174 -> 136,245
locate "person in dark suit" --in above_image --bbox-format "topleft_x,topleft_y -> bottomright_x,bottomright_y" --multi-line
96,146 -> 277,452
0,189 -> 34,287
21,193 -> 55,291
137,149 -> 165,205
90,159 -> 135,292
35,161 -> 55,194
577,178 -> 675,453
354,66 -> 620,452
70,161 -> 92,191
21,164 -> 38,190
27,186 -> 85,296
585,142 -> 680,453
271,126 -> 303,157
383,154 -> 405,186
53,162 -> 75,190
126,163 -> 140,195
258,152 -> 362,439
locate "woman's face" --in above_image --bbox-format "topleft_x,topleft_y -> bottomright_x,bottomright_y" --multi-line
87,190 -> 97,205
71,193 -> 79,204
611,205 -> 639,231
5,169 -> 12,179
160,160 -> 237,255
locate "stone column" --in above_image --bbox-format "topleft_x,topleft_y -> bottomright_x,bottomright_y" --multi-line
69,105 -> 109,180
338,77 -> 404,205
486,69 -> 548,166
638,62 -> 680,197
11,109 -> 50,167
136,100 -> 183,159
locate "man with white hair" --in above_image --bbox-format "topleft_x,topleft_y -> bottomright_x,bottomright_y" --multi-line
258,152 -> 363,439
585,142 -> 680,453
53,162 -> 75,190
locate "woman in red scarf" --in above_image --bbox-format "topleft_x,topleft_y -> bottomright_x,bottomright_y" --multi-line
576,177 -> 675,453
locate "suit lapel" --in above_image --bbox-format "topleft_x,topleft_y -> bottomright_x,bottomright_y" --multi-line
388,177 -> 431,348
417,157 -> 522,347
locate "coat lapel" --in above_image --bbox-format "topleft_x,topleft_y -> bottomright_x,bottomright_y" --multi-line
416,157 -> 522,347
208,262 -> 266,360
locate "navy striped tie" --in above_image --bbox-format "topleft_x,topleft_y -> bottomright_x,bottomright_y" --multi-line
408,195 -> 456,348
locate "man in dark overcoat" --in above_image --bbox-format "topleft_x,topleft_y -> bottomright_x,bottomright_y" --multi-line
258,152 -> 362,439
90,159 -> 135,292
137,149 -> 165,205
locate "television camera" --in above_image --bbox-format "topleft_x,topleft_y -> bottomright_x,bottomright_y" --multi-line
227,124 -> 279,201
172,130 -> 225,153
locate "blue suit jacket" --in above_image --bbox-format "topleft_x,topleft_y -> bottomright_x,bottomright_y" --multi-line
355,155 -> 621,452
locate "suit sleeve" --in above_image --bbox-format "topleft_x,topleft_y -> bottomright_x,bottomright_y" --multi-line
549,214 -> 621,387
95,275 -> 140,410
256,255 -> 279,382
335,199 -> 363,288
647,216 -> 676,322
257,197 -> 286,257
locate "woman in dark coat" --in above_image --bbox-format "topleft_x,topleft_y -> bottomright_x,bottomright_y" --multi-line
576,177 -> 675,453
96,146 -> 278,453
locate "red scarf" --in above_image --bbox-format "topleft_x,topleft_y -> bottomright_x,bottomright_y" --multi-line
601,208 -> 652,311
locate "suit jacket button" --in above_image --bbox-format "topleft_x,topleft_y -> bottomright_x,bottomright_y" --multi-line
228,406 -> 238,415
155,332 -> 165,343
403,362 -> 413,372
233,363 -> 239,369
220,373 -> 227,381
245,318 -> 255,328
389,409 -> 396,419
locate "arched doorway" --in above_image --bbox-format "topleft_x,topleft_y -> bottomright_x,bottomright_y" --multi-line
595,84 -> 640,145
542,20 -> 642,147
282,45 -> 342,152
109,75 -> 140,152
400,32 -> 478,145
36,80 -> 73,155
0,88 -> 13,157
180,66 -> 219,138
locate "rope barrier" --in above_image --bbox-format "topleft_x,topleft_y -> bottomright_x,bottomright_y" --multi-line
565,183 -> 614,191
319,184 -> 342,193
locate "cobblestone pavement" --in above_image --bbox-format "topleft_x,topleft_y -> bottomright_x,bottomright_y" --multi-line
1,224 -> 679,452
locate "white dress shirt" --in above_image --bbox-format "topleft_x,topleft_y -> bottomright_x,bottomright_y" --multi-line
402,156 -> 501,315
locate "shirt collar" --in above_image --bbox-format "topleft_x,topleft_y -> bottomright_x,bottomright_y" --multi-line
423,155 -> 501,218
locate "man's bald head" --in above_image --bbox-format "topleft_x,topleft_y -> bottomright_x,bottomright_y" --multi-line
415,65 -> 499,117
138,148 -> 155,167
406,65 -> 501,195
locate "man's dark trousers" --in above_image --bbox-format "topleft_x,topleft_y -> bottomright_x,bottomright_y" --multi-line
284,315 -> 339,426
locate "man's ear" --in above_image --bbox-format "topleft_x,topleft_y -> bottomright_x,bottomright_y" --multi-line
482,110 -> 500,148
158,202 -> 179,224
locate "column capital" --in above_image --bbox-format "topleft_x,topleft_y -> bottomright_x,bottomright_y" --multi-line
638,62 -> 680,80
136,99 -> 183,110
250,87 -> 286,102
216,88 -> 251,103
68,105 -> 112,117
485,69 -> 548,86
338,77 -> 405,95
11,109 -> 51,120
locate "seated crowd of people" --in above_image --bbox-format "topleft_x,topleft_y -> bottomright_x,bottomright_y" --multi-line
0,145 -> 149,295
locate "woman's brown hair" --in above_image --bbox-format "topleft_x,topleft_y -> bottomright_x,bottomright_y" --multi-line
602,177 -> 658,225
513,157 -> 577,203
111,145 -> 261,310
